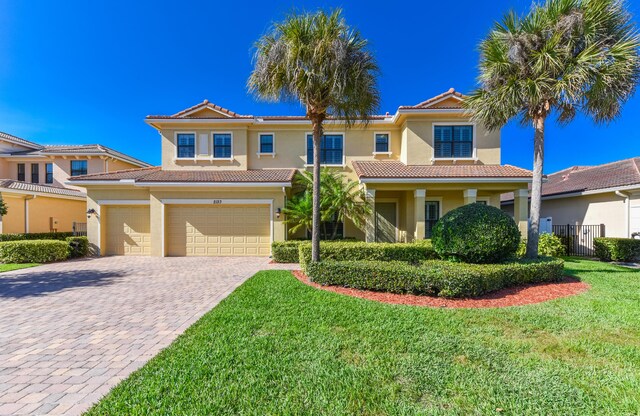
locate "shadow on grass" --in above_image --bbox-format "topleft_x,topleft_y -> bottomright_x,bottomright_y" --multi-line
0,267 -> 126,298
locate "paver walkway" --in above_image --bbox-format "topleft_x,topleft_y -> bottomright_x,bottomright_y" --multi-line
0,257 -> 296,415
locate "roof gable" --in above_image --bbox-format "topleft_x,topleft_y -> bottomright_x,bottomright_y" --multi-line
169,100 -> 249,119
0,131 -> 43,151
400,88 -> 466,110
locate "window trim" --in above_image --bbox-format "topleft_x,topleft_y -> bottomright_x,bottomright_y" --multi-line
31,163 -> 39,184
424,197 -> 443,239
372,131 -> 392,155
70,160 -> 88,177
476,196 -> 491,206
174,131 -> 197,160
257,132 -> 276,157
45,163 -> 53,184
17,163 -> 25,182
211,131 -> 234,160
304,131 -> 345,167
432,122 -> 477,160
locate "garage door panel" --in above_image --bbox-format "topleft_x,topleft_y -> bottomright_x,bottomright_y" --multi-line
167,205 -> 271,257
106,206 -> 151,256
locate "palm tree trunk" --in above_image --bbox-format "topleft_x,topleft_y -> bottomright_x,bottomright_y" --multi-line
330,218 -> 339,240
526,116 -> 545,259
311,115 -> 324,262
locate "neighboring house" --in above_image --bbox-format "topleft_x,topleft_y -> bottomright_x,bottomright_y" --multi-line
0,131 -> 151,234
501,157 -> 640,238
69,88 -> 534,257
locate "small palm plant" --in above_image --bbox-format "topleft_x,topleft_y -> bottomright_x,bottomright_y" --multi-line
464,0 -> 640,258
248,9 -> 380,261
282,192 -> 314,236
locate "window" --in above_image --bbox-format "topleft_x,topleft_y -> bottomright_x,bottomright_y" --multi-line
213,133 -> 232,159
176,133 -> 195,158
425,201 -> 440,239
434,125 -> 473,158
70,160 -> 87,177
17,163 -> 25,181
476,200 -> 487,205
45,163 -> 53,184
306,134 -> 344,165
259,134 -> 274,154
374,133 -> 390,153
31,164 -> 39,183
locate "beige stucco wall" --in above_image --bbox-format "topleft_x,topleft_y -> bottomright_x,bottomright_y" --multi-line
0,193 -> 86,234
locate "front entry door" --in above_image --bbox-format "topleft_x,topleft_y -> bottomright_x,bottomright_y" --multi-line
375,202 -> 397,243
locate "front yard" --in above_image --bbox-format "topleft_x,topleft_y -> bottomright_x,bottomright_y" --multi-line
88,259 -> 640,415
0,263 -> 38,273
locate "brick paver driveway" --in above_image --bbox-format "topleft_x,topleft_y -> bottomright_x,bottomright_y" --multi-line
0,257 -> 295,415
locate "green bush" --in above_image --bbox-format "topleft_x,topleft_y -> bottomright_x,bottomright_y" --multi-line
593,237 -> 640,262
305,257 -> 564,298
0,240 -> 70,263
517,233 -> 566,257
66,236 -> 89,258
298,240 -> 438,267
432,203 -> 520,264
0,232 -> 74,242
272,241 -> 304,263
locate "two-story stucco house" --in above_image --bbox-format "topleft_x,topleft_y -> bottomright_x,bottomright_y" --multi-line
0,131 -> 150,234
69,89 -> 534,257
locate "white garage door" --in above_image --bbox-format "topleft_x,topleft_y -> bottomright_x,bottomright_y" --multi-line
166,205 -> 271,256
630,206 -> 640,236
105,206 -> 151,255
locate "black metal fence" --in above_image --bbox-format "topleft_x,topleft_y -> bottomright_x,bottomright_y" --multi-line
551,224 -> 605,257
72,222 -> 87,237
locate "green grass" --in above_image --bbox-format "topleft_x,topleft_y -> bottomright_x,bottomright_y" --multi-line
87,259 -> 640,415
0,263 -> 39,272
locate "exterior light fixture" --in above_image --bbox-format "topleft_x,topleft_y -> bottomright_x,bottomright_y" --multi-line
276,208 -> 282,219
87,208 -> 97,218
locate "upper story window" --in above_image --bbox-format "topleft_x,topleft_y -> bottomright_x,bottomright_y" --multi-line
176,133 -> 195,158
434,125 -> 474,158
45,163 -> 53,184
374,133 -> 390,154
70,160 -> 87,177
213,133 -> 232,159
306,134 -> 344,165
258,133 -> 274,155
17,163 -> 25,181
31,164 -> 39,183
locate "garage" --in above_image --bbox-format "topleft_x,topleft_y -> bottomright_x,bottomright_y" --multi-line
166,205 -> 271,256
105,206 -> 151,255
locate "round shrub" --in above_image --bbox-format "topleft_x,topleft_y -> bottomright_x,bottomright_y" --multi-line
431,203 -> 520,263
0,240 -> 70,263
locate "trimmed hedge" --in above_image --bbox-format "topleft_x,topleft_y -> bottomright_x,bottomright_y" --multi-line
305,257 -> 564,298
298,240 -> 437,267
0,240 -> 70,263
0,232 -> 74,242
432,203 -> 520,263
66,236 -> 89,258
517,233 -> 566,258
272,241 -> 305,263
594,237 -> 640,262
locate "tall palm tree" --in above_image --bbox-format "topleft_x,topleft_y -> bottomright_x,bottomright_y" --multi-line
464,0 -> 640,258
248,9 -> 380,262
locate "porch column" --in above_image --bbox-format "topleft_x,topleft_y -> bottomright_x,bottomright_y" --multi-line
463,188 -> 477,205
365,188 -> 376,242
414,189 -> 426,240
513,189 -> 529,239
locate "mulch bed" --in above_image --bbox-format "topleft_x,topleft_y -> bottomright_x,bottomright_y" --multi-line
292,270 -> 590,309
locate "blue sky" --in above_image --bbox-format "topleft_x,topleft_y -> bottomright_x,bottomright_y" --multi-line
1,0 -> 639,172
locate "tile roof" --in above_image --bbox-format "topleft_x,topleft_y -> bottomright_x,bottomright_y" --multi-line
9,144 -> 151,167
398,88 -> 466,110
0,131 -> 43,150
501,157 -> 640,202
68,167 -> 297,184
0,179 -> 85,198
352,161 -> 534,180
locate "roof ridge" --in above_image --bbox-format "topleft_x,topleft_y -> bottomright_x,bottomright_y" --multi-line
71,165 -> 160,179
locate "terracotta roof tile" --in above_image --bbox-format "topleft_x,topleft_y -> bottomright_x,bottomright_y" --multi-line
69,167 -> 297,184
0,131 -> 43,150
501,157 -> 640,202
9,144 -> 151,167
398,88 -> 466,110
352,161 -> 533,180
0,179 -> 85,198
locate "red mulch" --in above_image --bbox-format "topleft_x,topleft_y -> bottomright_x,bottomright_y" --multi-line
292,270 -> 590,309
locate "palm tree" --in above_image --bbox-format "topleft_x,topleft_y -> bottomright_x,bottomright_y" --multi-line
295,169 -> 372,239
464,0 -> 640,258
248,9 -> 380,262
282,192 -> 314,236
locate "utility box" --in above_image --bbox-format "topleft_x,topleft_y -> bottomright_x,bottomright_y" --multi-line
50,217 -> 59,232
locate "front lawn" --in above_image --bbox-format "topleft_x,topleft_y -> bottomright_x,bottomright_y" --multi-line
0,263 -> 39,273
88,259 -> 640,415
